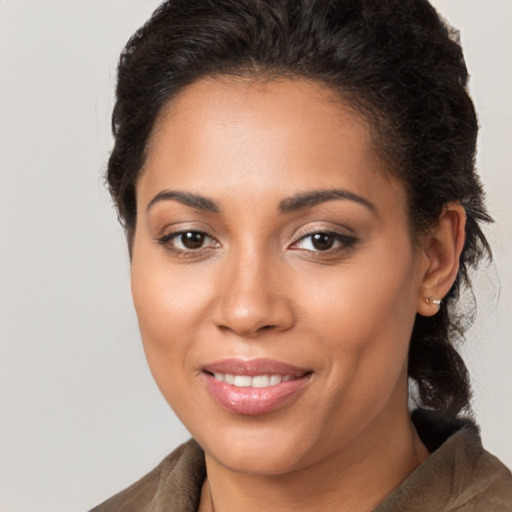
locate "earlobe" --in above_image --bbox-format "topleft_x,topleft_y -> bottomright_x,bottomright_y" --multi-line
417,203 -> 466,317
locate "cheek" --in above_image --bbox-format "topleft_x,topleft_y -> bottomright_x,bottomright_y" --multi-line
130,244 -> 213,392
298,243 -> 419,387
297,260 -> 417,438
131,238 -> 214,330
302,248 -> 418,341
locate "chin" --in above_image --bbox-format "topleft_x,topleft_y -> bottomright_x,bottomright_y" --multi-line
192,418 -> 314,476
210,443 -> 307,476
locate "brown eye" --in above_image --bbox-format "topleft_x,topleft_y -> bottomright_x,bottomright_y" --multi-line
290,230 -> 357,254
157,230 -> 219,254
311,233 -> 334,251
180,231 -> 206,249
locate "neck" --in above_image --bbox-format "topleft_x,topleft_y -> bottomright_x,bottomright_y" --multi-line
200,402 -> 429,512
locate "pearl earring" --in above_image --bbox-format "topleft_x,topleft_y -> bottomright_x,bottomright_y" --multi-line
425,297 -> 442,305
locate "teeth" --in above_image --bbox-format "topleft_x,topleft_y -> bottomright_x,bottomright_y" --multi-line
233,375 -> 252,387
211,373 -> 297,387
251,375 -> 270,388
270,374 -> 282,385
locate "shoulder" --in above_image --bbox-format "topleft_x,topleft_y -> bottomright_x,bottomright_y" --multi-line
455,430 -> 512,511
88,439 -> 205,512
375,409 -> 512,512
443,425 -> 512,511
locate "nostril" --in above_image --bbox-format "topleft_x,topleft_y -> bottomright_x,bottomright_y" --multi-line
216,322 -> 278,337
213,293 -> 295,337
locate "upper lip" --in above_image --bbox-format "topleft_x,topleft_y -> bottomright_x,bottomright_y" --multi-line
202,358 -> 311,377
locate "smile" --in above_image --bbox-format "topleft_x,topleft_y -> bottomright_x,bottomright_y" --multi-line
211,373 -> 297,388
202,359 -> 312,415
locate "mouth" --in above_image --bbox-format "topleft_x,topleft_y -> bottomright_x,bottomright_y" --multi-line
208,372 -> 299,387
202,358 -> 312,415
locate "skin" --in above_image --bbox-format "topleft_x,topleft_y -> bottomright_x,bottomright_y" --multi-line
131,77 -> 466,512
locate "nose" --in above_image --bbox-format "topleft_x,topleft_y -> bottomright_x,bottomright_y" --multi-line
212,251 -> 295,338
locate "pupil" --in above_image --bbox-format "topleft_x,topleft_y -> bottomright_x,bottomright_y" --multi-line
182,232 -> 205,249
312,233 -> 334,251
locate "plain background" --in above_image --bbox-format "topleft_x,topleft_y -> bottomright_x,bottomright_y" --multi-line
0,1 -> 510,510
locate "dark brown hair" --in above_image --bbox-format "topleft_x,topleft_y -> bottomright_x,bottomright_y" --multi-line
107,0 -> 492,416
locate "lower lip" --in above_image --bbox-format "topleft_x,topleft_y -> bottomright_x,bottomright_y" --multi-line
204,373 -> 311,416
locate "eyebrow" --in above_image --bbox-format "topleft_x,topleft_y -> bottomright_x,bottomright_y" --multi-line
279,189 -> 376,214
146,187 -> 375,216
146,190 -> 221,214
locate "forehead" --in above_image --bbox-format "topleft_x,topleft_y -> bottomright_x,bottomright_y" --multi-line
138,76 -> 404,215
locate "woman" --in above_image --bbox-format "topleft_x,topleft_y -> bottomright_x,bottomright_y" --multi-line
91,0 -> 512,510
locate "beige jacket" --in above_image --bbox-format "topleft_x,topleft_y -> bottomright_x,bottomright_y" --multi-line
90,410 -> 512,511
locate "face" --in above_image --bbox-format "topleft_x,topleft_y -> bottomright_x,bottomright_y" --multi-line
131,77 -> 428,476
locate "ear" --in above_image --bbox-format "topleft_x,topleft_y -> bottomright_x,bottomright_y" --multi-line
416,203 -> 466,317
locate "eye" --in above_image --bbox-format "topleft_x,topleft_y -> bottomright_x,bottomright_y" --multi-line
174,231 -> 207,250
291,231 -> 356,252
302,232 -> 336,251
157,230 -> 219,254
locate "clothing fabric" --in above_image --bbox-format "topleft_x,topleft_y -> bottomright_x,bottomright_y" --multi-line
90,409 -> 512,512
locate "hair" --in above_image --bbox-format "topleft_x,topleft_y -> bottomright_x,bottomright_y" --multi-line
107,0 -> 492,416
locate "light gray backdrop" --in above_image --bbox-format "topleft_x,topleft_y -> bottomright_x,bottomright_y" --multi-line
0,1 -> 510,511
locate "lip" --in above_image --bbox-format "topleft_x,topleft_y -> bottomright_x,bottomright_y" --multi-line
202,358 -> 312,416
203,358 -> 310,377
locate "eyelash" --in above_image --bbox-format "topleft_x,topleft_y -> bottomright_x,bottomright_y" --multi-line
156,229 -> 357,257
157,230 -> 220,257
289,230 -> 357,255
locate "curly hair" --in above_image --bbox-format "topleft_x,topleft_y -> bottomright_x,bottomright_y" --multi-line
107,0 -> 492,416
